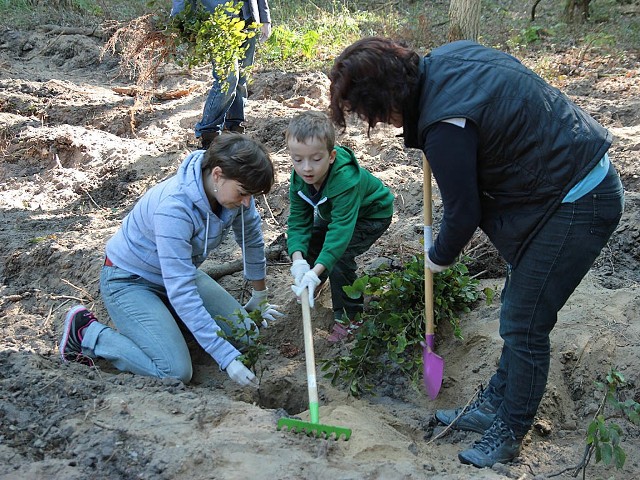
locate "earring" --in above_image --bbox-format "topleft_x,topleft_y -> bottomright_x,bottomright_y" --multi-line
213,184 -> 218,193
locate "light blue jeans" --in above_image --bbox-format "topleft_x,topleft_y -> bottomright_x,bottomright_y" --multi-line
195,35 -> 258,137
81,266 -> 255,383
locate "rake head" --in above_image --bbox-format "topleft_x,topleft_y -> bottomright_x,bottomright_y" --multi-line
277,417 -> 352,441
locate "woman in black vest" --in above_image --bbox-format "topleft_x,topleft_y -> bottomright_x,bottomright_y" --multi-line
329,37 -> 624,468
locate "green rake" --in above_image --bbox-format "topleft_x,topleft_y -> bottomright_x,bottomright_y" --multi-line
277,287 -> 352,441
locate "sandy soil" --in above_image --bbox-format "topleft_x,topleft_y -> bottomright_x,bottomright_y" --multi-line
1,11 -> 639,480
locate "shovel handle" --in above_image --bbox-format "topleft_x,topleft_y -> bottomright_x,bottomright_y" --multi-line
301,288 -> 320,424
423,153 -> 435,336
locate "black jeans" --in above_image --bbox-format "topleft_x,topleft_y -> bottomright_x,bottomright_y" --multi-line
306,216 -> 392,321
488,163 -> 624,437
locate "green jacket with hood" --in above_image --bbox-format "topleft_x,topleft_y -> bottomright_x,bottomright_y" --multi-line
287,145 -> 394,272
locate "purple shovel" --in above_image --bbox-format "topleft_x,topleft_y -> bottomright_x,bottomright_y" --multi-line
421,153 -> 444,400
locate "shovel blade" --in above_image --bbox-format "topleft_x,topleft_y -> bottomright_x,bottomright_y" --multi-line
277,417 -> 352,441
422,334 -> 444,400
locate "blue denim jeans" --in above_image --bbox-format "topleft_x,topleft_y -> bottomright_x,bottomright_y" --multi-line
81,266 -> 254,383
306,216 -> 392,320
194,35 -> 258,137
488,164 -> 624,437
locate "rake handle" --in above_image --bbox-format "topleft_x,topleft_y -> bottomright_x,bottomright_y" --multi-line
423,153 -> 435,337
301,288 -> 320,424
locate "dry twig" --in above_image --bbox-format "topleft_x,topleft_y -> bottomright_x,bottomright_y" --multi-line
112,85 -> 198,100
425,385 -> 483,446
60,278 -> 94,302
261,194 -> 280,226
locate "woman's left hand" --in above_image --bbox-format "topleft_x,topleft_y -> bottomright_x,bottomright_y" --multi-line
244,288 -> 284,327
425,251 -> 451,273
260,22 -> 272,43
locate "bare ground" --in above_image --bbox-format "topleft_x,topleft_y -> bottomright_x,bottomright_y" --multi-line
1,6 -> 640,480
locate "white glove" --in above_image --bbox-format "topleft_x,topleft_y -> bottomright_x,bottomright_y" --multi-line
290,258 -> 311,285
425,251 -> 451,273
291,270 -> 322,308
243,288 -> 284,327
226,359 -> 258,388
260,22 -> 272,43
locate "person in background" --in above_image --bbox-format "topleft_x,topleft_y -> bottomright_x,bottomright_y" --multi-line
286,110 -> 394,342
171,0 -> 272,149
329,37 -> 624,467
59,134 -> 282,388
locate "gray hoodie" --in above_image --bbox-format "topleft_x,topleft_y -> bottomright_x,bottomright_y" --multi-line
105,150 -> 266,369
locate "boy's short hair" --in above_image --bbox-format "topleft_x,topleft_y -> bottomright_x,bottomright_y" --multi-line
285,110 -> 336,153
202,133 -> 274,195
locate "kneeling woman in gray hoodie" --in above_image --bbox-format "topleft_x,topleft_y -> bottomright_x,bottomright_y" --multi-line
59,134 -> 281,388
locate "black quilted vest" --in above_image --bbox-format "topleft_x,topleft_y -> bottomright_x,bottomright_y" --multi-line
404,41 -> 612,265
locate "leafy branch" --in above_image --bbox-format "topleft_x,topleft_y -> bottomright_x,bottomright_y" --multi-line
320,254 -> 492,396
551,369 -> 640,478
102,1 -> 257,96
166,0 -> 259,88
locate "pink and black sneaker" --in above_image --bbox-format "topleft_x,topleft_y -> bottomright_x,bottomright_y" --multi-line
327,317 -> 364,343
59,305 -> 97,365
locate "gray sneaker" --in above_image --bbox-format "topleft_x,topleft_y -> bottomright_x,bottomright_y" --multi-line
435,387 -> 498,433
458,416 -> 522,468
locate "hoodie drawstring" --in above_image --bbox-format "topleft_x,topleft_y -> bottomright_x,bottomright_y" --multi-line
204,212 -> 210,257
297,190 -> 329,221
241,205 -> 246,276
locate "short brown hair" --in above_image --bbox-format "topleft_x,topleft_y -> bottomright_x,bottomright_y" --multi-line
285,110 -> 335,153
203,133 -> 275,195
329,37 -> 420,134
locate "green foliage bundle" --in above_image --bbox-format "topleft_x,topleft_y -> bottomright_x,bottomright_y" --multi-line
164,0 -> 259,86
321,254 -> 490,396
104,1 -> 257,93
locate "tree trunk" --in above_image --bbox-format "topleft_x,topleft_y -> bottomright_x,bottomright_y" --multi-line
200,243 -> 285,280
564,0 -> 591,23
448,0 -> 481,42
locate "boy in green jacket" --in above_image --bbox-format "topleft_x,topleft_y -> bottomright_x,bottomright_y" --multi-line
287,110 -> 394,342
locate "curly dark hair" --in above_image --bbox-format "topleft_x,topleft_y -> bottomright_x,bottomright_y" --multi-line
202,133 -> 274,195
329,37 -> 420,134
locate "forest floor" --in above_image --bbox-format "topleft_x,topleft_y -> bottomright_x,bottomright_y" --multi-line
1,2 -> 639,479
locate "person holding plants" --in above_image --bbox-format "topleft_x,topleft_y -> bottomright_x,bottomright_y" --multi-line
59,134 -> 282,388
171,0 -> 272,149
328,37 -> 624,467
286,110 -> 394,342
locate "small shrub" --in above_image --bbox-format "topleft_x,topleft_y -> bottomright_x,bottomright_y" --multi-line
321,254 -> 491,396
507,25 -> 552,49
215,308 -> 267,381
585,370 -> 640,471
